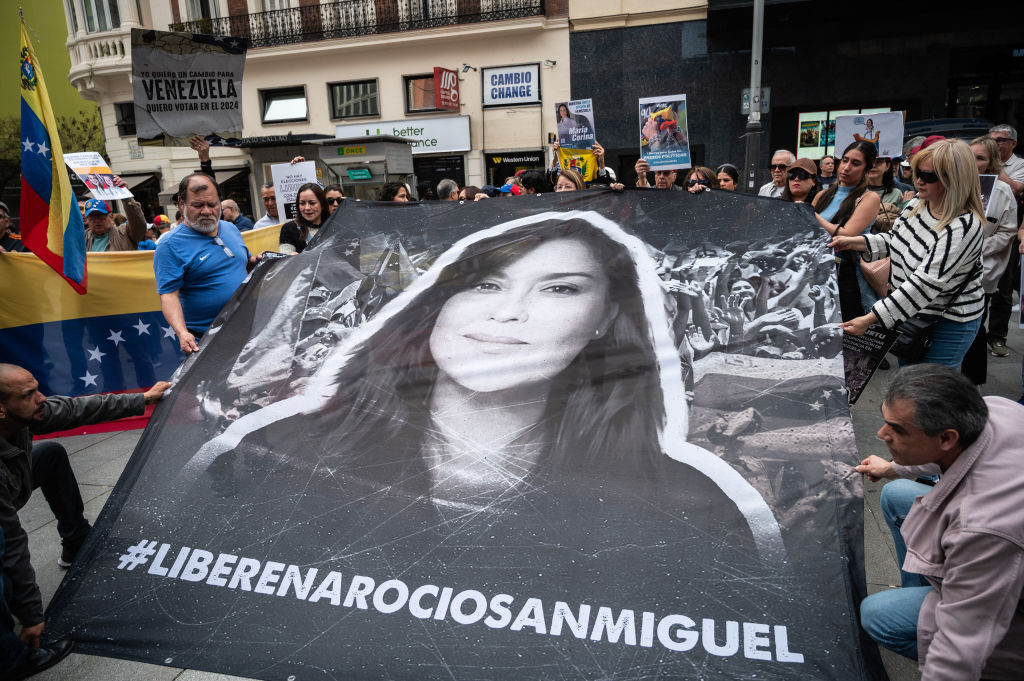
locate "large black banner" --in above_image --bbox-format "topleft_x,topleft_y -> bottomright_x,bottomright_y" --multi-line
47,191 -> 879,680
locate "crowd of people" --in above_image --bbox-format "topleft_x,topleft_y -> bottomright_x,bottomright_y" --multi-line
2,122 -> 1024,680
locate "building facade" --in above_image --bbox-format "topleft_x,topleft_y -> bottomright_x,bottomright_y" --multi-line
63,0 -> 571,220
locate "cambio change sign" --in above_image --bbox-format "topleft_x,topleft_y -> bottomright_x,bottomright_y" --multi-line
482,64 -> 540,106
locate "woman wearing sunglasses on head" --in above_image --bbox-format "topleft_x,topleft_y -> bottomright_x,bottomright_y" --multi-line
830,139 -> 985,368
682,166 -> 717,194
279,182 -> 329,255
813,140 -> 882,320
780,158 -> 819,204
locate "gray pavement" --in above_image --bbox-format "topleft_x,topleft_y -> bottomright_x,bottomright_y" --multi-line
20,314 -> 1023,680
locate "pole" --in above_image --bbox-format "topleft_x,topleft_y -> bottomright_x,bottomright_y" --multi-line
743,0 -> 765,193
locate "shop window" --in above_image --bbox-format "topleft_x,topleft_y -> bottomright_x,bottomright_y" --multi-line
115,102 -> 136,137
261,86 -> 308,124
405,74 -> 441,114
329,79 -> 379,119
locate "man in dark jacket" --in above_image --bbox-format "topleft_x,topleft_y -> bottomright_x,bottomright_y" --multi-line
0,363 -> 169,679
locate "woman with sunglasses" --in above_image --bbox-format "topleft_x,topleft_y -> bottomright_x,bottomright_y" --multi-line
830,139 -> 986,368
324,184 -> 345,214
780,158 -> 818,203
279,182 -> 329,255
813,140 -> 881,320
715,163 -> 739,191
683,166 -> 717,194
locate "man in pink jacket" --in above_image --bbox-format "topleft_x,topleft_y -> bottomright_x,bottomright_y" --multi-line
856,364 -> 1024,681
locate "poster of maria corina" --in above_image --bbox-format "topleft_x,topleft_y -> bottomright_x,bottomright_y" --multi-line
46,191 -> 883,681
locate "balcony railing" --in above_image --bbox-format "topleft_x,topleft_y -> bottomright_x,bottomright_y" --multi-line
171,0 -> 545,49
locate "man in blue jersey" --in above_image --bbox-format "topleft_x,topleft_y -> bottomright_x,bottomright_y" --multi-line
154,173 -> 258,355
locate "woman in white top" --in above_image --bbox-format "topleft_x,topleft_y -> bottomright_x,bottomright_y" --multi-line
830,139 -> 986,367
959,136 -> 1019,383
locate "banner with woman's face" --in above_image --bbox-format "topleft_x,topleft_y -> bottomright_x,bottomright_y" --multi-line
45,192 -> 880,681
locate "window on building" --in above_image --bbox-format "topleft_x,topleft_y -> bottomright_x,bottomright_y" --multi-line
66,0 -> 80,33
405,74 -> 439,113
187,0 -> 219,19
329,79 -> 379,119
82,0 -> 120,33
261,86 -> 308,124
114,102 -> 136,137
263,0 -> 293,9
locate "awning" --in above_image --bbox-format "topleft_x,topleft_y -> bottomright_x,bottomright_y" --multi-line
119,173 -> 159,190
214,167 -> 249,185
156,167 -> 248,205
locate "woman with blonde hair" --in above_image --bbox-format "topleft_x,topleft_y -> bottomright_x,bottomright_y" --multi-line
830,139 -> 986,367
553,167 -> 584,192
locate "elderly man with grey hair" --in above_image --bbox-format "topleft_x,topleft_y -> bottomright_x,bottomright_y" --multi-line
437,178 -> 460,201
856,364 -> 1024,680
220,198 -> 254,232
758,149 -> 796,198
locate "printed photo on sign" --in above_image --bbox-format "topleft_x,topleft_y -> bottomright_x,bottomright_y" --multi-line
63,152 -> 133,201
270,161 -> 318,221
555,99 -> 596,148
131,28 -> 246,147
833,111 -> 904,159
45,192 -> 880,681
639,95 -> 691,171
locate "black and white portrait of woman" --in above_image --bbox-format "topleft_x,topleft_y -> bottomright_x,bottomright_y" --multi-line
184,210 -> 786,564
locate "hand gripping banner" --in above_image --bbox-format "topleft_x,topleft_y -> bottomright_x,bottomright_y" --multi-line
46,191 -> 884,681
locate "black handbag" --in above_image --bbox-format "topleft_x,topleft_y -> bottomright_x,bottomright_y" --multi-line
888,263 -> 981,363
889,315 -> 938,363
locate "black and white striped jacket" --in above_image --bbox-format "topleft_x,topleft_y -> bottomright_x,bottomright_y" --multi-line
862,203 -> 985,330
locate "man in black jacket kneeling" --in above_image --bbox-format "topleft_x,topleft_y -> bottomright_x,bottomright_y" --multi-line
0,363 -> 169,680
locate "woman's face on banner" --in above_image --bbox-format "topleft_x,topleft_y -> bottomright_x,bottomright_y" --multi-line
429,236 -> 618,394
558,104 -> 570,120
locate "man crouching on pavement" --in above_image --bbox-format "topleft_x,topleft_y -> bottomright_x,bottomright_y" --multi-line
856,364 -> 1024,681
0,363 -> 169,679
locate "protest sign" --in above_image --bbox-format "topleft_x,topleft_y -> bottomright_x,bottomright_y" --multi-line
980,174 -> 996,211
555,99 -> 596,148
833,112 -> 903,158
843,324 -> 899,404
639,95 -> 691,171
270,161 -> 318,221
46,193 -> 882,681
131,28 -> 246,146
63,152 -> 133,201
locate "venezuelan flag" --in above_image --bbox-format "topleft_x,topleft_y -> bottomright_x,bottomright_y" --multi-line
19,20 -> 87,294
0,227 -> 280,397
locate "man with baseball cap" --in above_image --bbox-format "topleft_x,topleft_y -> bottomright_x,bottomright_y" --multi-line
83,197 -> 146,252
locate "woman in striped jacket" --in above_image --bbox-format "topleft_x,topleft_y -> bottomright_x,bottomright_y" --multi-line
829,139 -> 986,367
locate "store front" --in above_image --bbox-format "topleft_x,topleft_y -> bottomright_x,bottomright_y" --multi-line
334,116 -> 471,198
484,151 -> 545,186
